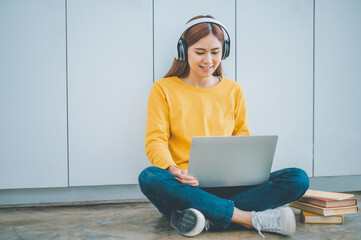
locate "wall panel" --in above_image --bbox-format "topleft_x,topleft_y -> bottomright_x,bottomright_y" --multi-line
0,0 -> 68,189
314,0 -> 361,176
67,0 -> 152,186
237,0 -> 314,174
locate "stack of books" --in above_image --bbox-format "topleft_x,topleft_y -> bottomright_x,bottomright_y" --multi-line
289,189 -> 358,224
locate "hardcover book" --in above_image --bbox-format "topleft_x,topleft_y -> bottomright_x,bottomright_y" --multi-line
303,190 -> 354,201
289,201 -> 358,216
298,197 -> 357,208
301,211 -> 344,224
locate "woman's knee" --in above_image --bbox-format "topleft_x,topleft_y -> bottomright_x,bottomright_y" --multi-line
138,166 -> 168,194
288,168 -> 310,197
138,166 -> 158,187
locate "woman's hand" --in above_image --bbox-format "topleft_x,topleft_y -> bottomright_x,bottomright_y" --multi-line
167,165 -> 199,187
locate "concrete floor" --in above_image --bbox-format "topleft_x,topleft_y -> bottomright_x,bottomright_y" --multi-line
0,192 -> 360,240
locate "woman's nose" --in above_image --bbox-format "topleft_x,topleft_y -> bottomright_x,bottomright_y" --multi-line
203,53 -> 212,63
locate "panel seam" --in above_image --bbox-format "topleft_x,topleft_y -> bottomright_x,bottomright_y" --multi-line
312,0 -> 316,178
235,0 -> 237,82
65,0 -> 70,186
152,0 -> 155,83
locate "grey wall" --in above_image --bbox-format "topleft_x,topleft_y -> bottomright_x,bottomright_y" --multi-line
0,0 -> 68,189
237,1 -> 314,174
314,0 -> 361,177
1,0 -> 360,205
66,0 -> 152,186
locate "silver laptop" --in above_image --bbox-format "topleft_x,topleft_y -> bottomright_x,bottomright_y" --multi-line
188,135 -> 278,187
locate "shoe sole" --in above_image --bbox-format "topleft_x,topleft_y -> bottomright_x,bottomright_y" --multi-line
170,208 -> 205,237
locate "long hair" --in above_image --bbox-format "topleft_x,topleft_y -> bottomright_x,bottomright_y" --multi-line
164,15 -> 224,78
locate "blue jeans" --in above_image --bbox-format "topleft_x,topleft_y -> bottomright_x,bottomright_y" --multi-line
138,166 -> 309,230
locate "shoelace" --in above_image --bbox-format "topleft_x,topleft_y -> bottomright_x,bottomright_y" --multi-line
253,217 -> 265,239
204,219 -> 213,231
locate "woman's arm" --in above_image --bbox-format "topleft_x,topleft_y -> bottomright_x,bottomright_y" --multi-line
145,82 -> 176,169
233,85 -> 251,136
145,83 -> 199,186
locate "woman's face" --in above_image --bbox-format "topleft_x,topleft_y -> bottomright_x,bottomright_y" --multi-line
187,34 -> 223,80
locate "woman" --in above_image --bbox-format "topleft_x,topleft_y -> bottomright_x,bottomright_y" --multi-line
138,15 -> 309,238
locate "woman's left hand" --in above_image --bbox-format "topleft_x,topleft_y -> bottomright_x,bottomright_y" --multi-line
167,166 -> 199,187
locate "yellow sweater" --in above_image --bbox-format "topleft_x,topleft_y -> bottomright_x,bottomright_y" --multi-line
145,76 -> 250,170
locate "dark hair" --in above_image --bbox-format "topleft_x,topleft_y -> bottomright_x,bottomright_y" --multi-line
164,15 -> 224,78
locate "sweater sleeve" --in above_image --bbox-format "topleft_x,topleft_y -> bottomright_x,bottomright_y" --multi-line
232,85 -> 251,136
145,82 -> 177,169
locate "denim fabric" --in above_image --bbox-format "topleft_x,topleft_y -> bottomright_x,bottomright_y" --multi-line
138,166 -> 309,230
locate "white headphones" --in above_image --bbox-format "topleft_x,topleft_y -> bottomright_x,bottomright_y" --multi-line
175,17 -> 231,61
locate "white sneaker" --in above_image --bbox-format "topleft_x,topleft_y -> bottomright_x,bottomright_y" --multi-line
170,208 -> 206,237
251,207 -> 296,238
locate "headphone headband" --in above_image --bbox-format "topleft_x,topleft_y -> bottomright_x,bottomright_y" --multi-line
180,18 -> 230,39
175,17 -> 231,61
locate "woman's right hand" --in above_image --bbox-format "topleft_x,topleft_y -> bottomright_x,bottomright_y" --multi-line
167,165 -> 199,187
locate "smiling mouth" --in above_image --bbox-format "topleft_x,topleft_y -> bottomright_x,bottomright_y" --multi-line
200,66 -> 213,70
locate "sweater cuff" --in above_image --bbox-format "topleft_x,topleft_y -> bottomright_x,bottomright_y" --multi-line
155,161 -> 177,170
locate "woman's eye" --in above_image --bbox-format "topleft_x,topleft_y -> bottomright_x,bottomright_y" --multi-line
212,51 -> 220,55
196,52 -> 204,55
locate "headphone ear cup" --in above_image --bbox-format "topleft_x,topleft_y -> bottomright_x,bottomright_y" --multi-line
177,39 -> 187,62
222,40 -> 230,60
